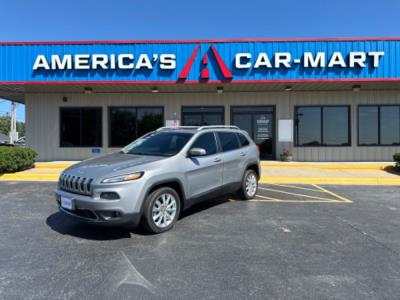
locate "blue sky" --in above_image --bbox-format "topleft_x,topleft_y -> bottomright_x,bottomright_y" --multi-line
1,0 -> 400,122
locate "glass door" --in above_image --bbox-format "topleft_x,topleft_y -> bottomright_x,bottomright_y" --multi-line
231,106 -> 275,160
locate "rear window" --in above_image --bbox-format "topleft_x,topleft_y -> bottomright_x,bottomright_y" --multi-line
217,132 -> 240,152
237,133 -> 250,147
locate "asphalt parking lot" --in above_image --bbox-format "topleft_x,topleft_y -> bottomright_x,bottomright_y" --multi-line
0,182 -> 399,299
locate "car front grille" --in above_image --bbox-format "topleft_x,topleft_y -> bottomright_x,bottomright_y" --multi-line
59,173 -> 94,195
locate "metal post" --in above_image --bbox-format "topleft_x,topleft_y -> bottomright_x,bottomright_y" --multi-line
9,101 -> 18,144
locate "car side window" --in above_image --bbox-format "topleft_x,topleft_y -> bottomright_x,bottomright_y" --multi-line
217,132 -> 240,152
190,132 -> 217,155
237,133 -> 250,147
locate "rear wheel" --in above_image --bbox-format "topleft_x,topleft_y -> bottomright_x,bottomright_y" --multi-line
238,169 -> 258,200
142,187 -> 181,234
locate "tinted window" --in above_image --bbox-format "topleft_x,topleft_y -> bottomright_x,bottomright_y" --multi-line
295,106 -> 350,146
191,132 -> 217,155
109,107 -> 163,147
182,106 -> 224,126
295,107 -> 321,146
60,107 -> 102,147
109,107 -> 136,147
218,132 -> 240,152
323,107 -> 350,146
380,106 -> 400,145
122,132 -> 193,157
358,106 -> 379,145
237,133 -> 250,147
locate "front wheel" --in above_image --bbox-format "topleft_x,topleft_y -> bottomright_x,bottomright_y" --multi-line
142,187 -> 181,234
238,169 -> 258,200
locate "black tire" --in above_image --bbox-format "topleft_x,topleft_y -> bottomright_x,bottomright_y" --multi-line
142,187 -> 181,234
238,169 -> 258,200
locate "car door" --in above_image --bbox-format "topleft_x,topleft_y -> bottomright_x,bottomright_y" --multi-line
185,132 -> 223,198
216,131 -> 244,185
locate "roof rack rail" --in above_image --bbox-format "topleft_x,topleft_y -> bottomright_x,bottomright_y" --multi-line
156,125 -> 240,131
198,125 -> 240,131
156,126 -> 199,131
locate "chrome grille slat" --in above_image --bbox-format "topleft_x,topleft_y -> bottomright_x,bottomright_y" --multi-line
59,173 -> 93,196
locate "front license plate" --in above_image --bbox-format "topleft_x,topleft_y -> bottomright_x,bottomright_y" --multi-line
61,196 -> 74,210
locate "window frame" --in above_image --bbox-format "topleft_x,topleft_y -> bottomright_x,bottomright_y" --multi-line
294,105 -> 351,147
108,106 -> 164,148
357,104 -> 400,147
59,106 -> 103,148
181,106 -> 225,126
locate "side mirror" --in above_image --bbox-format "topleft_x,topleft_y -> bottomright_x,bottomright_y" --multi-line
188,148 -> 207,157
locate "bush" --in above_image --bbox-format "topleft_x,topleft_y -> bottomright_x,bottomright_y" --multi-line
0,147 -> 37,173
394,153 -> 400,167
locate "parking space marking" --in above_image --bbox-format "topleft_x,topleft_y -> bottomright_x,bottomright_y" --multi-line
268,183 -> 323,193
312,184 -> 353,203
248,184 -> 353,204
258,186 -> 342,202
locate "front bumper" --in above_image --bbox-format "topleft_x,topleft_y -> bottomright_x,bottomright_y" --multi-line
55,184 -> 144,226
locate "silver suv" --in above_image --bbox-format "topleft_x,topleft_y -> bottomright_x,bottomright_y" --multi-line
56,126 -> 260,233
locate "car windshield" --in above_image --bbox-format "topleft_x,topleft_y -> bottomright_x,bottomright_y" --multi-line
121,131 -> 193,157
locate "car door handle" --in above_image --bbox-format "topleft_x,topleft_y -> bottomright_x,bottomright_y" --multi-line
213,157 -> 222,162
240,152 -> 246,156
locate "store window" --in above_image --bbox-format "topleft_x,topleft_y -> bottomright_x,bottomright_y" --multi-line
358,105 -> 400,146
182,106 -> 224,126
60,107 -> 102,147
109,107 -> 163,147
294,106 -> 350,147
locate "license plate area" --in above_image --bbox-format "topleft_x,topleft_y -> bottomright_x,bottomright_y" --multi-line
61,196 -> 74,210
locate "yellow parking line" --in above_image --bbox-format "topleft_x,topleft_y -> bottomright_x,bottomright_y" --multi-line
251,197 -> 345,203
258,186 -> 338,202
254,194 -> 283,201
268,183 -> 323,193
312,184 -> 353,203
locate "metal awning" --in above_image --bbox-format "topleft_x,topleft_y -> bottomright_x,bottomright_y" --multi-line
2,81 -> 400,104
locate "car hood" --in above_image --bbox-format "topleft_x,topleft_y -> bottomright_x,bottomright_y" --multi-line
64,152 -> 165,177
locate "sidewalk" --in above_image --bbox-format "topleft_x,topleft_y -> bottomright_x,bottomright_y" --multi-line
260,162 -> 400,185
0,161 -> 399,185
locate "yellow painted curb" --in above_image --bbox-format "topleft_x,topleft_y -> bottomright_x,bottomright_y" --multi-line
0,173 -> 59,181
260,176 -> 400,185
34,163 -> 75,169
260,162 -> 391,170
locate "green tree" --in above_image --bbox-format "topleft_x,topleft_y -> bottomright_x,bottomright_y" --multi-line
0,116 -> 25,138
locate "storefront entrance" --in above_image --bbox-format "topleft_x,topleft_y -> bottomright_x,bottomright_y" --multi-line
231,106 -> 275,160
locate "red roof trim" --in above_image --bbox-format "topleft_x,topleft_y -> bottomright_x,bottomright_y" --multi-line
0,37 -> 400,46
1,78 -> 400,85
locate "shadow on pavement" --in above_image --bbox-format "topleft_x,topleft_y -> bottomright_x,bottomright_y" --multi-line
46,212 -> 133,240
46,195 -> 232,239
179,195 -> 232,220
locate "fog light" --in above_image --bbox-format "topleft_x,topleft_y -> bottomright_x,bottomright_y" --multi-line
98,211 -> 121,220
100,192 -> 120,200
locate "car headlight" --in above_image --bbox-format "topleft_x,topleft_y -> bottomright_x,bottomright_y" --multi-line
101,172 -> 144,184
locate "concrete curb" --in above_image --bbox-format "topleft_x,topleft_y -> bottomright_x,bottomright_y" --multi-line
260,162 -> 393,170
1,173 -> 400,185
34,163 -> 75,169
259,177 -> 400,185
0,174 -> 59,181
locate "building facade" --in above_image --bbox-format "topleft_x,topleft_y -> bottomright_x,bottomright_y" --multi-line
1,38 -> 400,161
